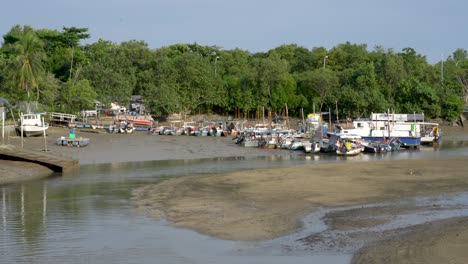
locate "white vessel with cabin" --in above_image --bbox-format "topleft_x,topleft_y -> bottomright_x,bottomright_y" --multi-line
336,113 -> 423,148
15,113 -> 49,137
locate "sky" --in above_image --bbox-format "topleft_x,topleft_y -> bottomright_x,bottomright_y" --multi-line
1,0 -> 466,64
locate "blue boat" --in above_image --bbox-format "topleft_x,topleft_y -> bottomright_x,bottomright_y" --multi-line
361,136 -> 420,148
56,137 -> 90,147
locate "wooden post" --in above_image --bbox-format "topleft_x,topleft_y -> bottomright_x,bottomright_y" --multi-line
20,113 -> 23,149
1,110 -> 4,145
335,100 -> 339,125
268,110 -> 272,129
301,108 -> 305,125
42,117 -> 47,152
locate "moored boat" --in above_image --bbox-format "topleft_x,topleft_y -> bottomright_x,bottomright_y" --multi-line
336,113 -> 423,148
303,141 -> 321,153
56,136 -> 90,147
15,113 -> 49,137
419,122 -> 442,144
336,137 -> 362,156
321,133 -> 362,154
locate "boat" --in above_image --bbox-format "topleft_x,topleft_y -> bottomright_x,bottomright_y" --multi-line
119,120 -> 134,133
242,136 -> 259,147
15,113 -> 49,137
336,113 -> 423,148
285,137 -> 307,151
128,119 -> 153,126
56,136 -> 90,147
182,121 -> 199,136
303,141 -> 321,153
321,133 -> 363,154
419,122 -> 442,144
258,135 -> 278,149
363,138 -> 402,153
336,138 -> 362,156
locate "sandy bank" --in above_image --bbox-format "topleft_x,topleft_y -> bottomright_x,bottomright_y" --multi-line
132,156 -> 468,241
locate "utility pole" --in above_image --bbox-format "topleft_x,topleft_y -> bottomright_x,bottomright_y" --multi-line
323,55 -> 328,70
215,56 -> 220,77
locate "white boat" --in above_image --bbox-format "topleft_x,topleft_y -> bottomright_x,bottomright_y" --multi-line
303,141 -> 321,153
336,113 -> 422,148
118,120 -> 135,133
15,113 -> 49,137
419,122 -> 442,144
335,135 -> 363,156
242,136 -> 259,147
336,145 -> 362,156
321,133 -> 363,154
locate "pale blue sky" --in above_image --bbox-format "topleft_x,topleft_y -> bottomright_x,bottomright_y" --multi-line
1,0 -> 466,63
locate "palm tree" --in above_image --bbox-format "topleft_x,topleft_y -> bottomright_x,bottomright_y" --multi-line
10,30 -> 45,113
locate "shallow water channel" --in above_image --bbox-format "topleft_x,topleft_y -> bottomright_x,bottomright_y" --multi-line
2,141 -> 468,264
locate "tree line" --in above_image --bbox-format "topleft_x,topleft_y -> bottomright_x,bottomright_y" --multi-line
0,25 -> 467,121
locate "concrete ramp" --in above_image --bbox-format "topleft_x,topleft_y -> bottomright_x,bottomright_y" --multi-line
0,145 -> 79,174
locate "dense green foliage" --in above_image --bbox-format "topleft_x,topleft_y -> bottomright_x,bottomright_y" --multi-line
1,25 -> 467,121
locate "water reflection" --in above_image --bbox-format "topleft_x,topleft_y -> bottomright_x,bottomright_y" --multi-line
2,187 -> 5,231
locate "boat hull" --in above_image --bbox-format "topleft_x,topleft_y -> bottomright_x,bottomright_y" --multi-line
336,148 -> 361,156
56,137 -> 90,147
15,126 -> 48,137
362,136 -> 420,148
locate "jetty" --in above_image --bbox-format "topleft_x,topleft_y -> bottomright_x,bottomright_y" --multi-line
48,112 -> 77,127
0,145 -> 79,174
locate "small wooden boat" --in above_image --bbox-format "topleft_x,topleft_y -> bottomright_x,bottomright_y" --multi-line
321,133 -> 362,154
336,145 -> 361,156
56,136 -> 90,147
335,136 -> 362,156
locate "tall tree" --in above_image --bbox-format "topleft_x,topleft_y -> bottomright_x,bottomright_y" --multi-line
299,68 -> 338,112
8,29 -> 45,112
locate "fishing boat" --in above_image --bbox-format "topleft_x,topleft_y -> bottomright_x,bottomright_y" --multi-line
15,113 -> 49,137
321,133 -> 363,154
242,136 -> 259,147
56,136 -> 90,147
285,137 -> 307,151
335,135 -> 362,156
362,138 -> 401,153
303,141 -> 321,153
119,120 -> 135,133
419,122 -> 442,144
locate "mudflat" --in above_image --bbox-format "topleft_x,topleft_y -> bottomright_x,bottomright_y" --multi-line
2,125 -> 468,263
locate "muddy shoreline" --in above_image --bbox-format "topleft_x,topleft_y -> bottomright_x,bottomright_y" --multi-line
1,125 -> 468,263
